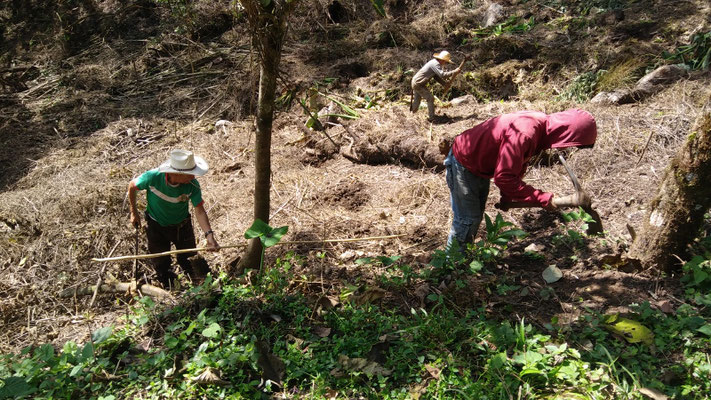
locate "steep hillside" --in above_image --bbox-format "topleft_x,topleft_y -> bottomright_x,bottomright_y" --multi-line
1,0 -> 710,362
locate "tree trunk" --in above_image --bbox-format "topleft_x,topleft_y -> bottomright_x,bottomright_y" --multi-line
236,0 -> 291,273
628,111 -> 711,271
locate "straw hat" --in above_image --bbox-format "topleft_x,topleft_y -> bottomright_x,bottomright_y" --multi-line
433,50 -> 453,64
158,149 -> 208,176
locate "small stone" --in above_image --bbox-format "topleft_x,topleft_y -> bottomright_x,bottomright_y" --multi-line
525,243 -> 545,252
542,265 -> 563,283
657,300 -> 675,314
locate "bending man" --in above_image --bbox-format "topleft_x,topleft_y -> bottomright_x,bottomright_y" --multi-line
128,149 -> 219,288
411,50 -> 461,121
445,109 -> 598,248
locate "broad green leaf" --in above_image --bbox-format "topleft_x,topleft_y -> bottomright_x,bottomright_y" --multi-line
263,225 -> 288,248
184,321 -> 197,336
70,364 -> 83,377
245,219 -> 288,247
92,326 -> 113,345
245,219 -> 271,239
603,315 -> 654,345
377,255 -> 401,266
202,322 -> 222,338
556,362 -> 580,381
694,293 -> 711,306
470,260 -> 484,273
165,336 -> 179,348
355,257 -> 375,265
322,94 -> 359,118
489,352 -> 507,369
80,342 -> 94,362
520,367 -> 543,377
35,343 -> 55,362
697,324 -> 711,337
693,268 -> 709,285
485,214 -> 493,233
0,377 -> 34,398
500,229 -> 526,239
512,350 -> 543,366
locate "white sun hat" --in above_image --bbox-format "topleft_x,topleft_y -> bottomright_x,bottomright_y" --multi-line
158,149 -> 209,176
433,50 -> 453,64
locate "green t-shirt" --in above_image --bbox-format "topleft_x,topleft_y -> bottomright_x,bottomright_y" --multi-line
134,169 -> 203,226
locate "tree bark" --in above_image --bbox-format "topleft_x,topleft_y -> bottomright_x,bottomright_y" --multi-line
236,0 -> 292,273
628,111 -> 711,271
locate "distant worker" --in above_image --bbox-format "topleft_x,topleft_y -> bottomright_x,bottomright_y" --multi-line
411,50 -> 462,121
444,109 -> 598,248
128,149 -> 220,288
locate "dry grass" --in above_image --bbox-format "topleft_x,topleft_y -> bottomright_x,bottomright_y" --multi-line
595,57 -> 649,93
2,0 -> 711,355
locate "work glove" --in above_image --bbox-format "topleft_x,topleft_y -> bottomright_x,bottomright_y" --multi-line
551,191 -> 592,208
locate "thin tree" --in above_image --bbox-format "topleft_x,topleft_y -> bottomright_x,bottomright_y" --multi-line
237,0 -> 296,272
628,108 -> 711,271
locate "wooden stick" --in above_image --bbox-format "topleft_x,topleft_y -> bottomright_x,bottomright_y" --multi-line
88,240 -> 122,309
441,56 -> 470,98
132,228 -> 139,288
61,282 -> 173,300
635,130 -> 655,167
91,234 -> 406,263
91,244 -> 246,262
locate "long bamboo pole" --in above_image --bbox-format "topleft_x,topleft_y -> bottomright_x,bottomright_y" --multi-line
91,234 -> 406,262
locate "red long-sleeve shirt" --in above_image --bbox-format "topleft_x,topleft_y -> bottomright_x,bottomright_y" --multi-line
451,109 -> 597,207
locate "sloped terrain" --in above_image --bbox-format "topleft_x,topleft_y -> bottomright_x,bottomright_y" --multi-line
0,0 -> 710,360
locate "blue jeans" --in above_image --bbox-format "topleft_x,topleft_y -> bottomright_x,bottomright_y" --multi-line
445,150 -> 490,249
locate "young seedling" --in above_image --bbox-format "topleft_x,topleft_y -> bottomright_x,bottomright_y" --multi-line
244,218 -> 288,272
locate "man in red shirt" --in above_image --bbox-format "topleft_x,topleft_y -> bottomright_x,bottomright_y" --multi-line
445,109 -> 598,248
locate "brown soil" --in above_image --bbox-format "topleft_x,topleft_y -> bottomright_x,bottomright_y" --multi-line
0,0 -> 710,353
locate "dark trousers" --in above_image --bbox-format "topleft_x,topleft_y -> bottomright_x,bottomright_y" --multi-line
145,213 -> 196,288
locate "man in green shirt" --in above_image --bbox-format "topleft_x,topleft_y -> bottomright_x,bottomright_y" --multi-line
128,149 -> 219,288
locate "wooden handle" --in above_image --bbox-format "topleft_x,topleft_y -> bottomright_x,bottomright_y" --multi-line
442,56 -> 470,97
91,234 -> 407,263
494,202 -> 539,211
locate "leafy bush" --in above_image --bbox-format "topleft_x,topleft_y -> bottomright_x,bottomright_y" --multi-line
2,220 -> 711,399
664,30 -> 711,70
471,16 -> 536,40
430,213 -> 526,276
557,70 -> 605,102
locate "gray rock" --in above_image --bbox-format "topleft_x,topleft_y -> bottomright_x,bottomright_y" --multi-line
451,94 -> 476,105
484,3 -> 505,28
